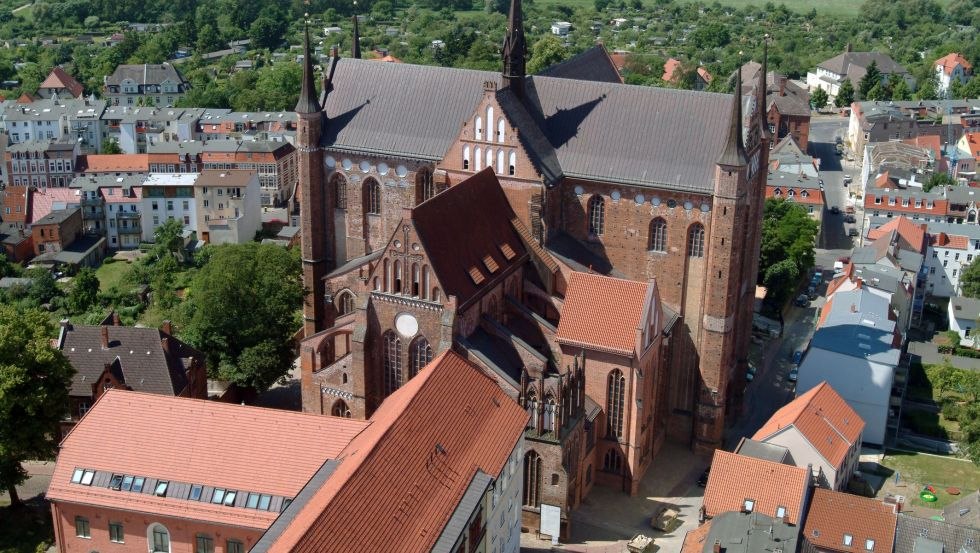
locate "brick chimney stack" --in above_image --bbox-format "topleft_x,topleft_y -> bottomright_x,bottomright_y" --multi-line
100,325 -> 109,349
779,75 -> 787,97
160,320 -> 173,336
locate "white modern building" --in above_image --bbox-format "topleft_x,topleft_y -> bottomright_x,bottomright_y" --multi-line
193,170 -> 261,245
922,221 -> 980,297
796,287 -> 900,445
1,96 -> 107,154
139,173 -> 199,241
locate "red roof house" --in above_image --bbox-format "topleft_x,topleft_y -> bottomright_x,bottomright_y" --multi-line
39,67 -> 85,99
701,449 -> 811,524
802,488 -> 897,553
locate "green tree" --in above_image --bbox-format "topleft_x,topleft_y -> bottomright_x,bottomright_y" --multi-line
867,82 -> 888,101
0,305 -> 74,505
923,172 -> 955,193
180,243 -> 303,392
835,79 -> 854,108
891,79 -> 912,101
961,370 -> 980,403
67,268 -> 99,314
152,217 -> 186,260
810,87 -> 828,110
27,268 -> 58,307
915,75 -> 939,101
151,254 -> 180,310
0,253 -> 11,279
960,257 -> 980,299
858,60 -> 882,99
101,138 -> 122,155
248,16 -> 285,50
759,198 -> 818,304
527,35 -> 566,75
927,359 -> 962,399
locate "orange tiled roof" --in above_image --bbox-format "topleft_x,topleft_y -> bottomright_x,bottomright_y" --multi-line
40,67 -> 84,98
932,231 -> 968,250
697,66 -> 713,84
803,488 -> 897,552
903,135 -> 942,158
753,381 -> 864,468
866,216 -> 926,253
663,58 -> 682,82
28,187 -> 76,224
82,154 -> 150,173
966,132 -> 980,158
703,450 -> 809,524
680,520 -> 712,553
267,350 -> 528,552
556,272 -> 653,357
46,390 -> 370,529
935,53 -> 972,76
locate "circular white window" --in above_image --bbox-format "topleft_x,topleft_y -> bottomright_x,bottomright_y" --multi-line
377,162 -> 389,175
412,243 -> 420,251
651,197 -> 661,206
341,158 -> 353,170
700,203 -> 710,212
325,156 -> 336,168
684,201 -> 693,211
395,312 -> 419,338
396,165 -> 409,178
359,160 -> 371,173
574,185 -> 584,196
393,240 -> 401,248
634,194 -> 645,204
611,190 -> 621,201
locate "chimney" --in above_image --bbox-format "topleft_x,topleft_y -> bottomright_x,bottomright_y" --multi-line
329,45 -> 338,58
100,325 -> 109,349
111,311 -> 121,326
160,320 -> 173,336
778,74 -> 787,97
713,540 -> 721,553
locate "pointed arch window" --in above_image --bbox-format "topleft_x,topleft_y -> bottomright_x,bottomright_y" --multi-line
383,331 -> 402,397
588,195 -> 605,236
393,260 -> 403,294
497,118 -> 506,142
486,107 -> 494,141
331,399 -> 351,418
417,168 -> 435,203
486,148 -> 493,171
336,291 -> 355,315
543,394 -> 557,433
688,224 -> 705,258
409,336 -> 432,378
411,263 -> 420,296
649,218 -> 667,252
332,173 -> 347,210
364,178 -> 381,215
525,388 -> 538,430
497,150 -> 505,174
475,116 -> 483,140
523,451 -> 541,507
603,448 -> 623,474
463,145 -> 470,170
607,369 -> 625,439
475,147 -> 482,171
508,151 -> 516,176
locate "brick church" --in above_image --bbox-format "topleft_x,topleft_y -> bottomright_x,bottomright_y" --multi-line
295,0 -> 769,535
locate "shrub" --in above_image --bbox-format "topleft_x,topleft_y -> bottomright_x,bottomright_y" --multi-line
942,402 -> 962,422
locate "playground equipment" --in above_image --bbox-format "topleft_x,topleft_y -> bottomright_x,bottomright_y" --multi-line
920,485 -> 938,503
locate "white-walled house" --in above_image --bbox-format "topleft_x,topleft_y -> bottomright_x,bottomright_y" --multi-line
139,173 -> 199,241
807,50 -> 913,102
796,287 -> 899,446
922,221 -> 980,297
935,53 -> 972,95
949,296 -> 980,348
193,170 -> 261,245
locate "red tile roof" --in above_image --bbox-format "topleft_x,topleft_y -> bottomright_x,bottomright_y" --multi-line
81,154 -> 150,173
267,350 -> 528,552
697,66 -> 713,84
662,58 -> 682,82
46,390 -> 370,529
935,53 -> 972,75
101,186 -> 143,203
28,187 -> 77,224
803,488 -> 897,553
39,67 -> 84,98
410,167 -> 528,308
702,450 -> 809,524
556,272 -> 654,357
680,521 -> 712,553
866,216 -> 927,253
932,231 -> 968,250
753,381 -> 864,469
966,132 -> 980,158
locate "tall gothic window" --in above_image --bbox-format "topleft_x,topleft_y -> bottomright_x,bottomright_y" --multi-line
525,388 -> 538,430
417,169 -> 435,204
383,331 -> 402,397
523,451 -> 541,507
336,291 -> 355,315
588,195 -> 604,236
603,448 -> 623,474
332,173 -> 347,210
331,399 -> 351,418
409,336 -> 432,378
607,369 -> 625,439
543,394 -> 557,433
649,218 -> 667,252
688,224 -> 705,258
364,178 -> 381,215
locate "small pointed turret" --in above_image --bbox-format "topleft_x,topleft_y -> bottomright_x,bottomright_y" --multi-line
717,65 -> 747,167
295,21 -> 321,114
501,0 -> 526,97
351,12 -> 361,59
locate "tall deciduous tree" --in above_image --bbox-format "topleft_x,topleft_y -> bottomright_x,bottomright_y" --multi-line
180,243 -> 303,392
0,305 -> 74,505
927,358 -> 962,398
527,35 -> 567,75
759,198 -> 818,303
960,257 -> 980,299
67,268 -> 99,314
835,79 -> 855,108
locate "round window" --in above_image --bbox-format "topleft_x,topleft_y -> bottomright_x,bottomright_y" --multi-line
574,185 -> 584,196
325,156 -> 336,168
395,312 -> 419,338
359,160 -> 371,173
634,194 -> 645,204
341,158 -> 353,170
396,165 -> 409,178
377,162 -> 389,175
611,190 -> 621,201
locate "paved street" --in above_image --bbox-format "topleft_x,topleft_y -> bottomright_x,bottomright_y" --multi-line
809,117 -> 861,251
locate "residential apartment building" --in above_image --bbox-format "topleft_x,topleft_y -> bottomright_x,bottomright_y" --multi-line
103,63 -> 190,107
948,296 -> 980,347
147,140 -> 204,173
5,137 -> 79,188
922,221 -> 980,297
766,135 -> 825,223
55,317 -> 207,430
847,99 -> 980,158
31,207 -> 82,256
935,53 -> 972,96
101,106 -> 190,154
48,350 -> 528,553
752,382 -> 864,490
78,154 -> 149,176
1,96 -> 106,154
193,170 -> 261,244
701,449 -> 812,525
196,111 -> 295,141
952,131 -> 978,179
202,139 -> 297,205
140,173 -> 198,241
807,48 -> 913,102
801,488 -> 897,553
68,174 -> 145,248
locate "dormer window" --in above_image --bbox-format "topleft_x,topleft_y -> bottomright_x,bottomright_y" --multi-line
742,498 -> 755,512
775,506 -> 786,519
865,539 -> 875,551
843,534 -> 853,546
773,188 -> 782,196
874,196 -> 882,205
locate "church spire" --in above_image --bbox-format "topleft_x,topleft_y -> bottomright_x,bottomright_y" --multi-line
501,0 -> 526,97
351,6 -> 361,59
717,64 -> 747,167
295,19 -> 321,114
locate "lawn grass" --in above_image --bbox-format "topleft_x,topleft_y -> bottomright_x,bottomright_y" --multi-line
94,259 -> 132,292
0,503 -> 54,553
881,450 -> 980,510
902,409 -> 962,441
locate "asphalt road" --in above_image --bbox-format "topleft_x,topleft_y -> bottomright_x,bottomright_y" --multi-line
809,117 -> 860,251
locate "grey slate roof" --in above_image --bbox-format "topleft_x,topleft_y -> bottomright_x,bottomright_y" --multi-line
322,58 -> 735,193
147,140 -> 207,155
812,288 -> 899,366
701,511 -> 800,553
943,491 -> 980,530
537,45 -> 623,84
59,323 -> 203,397
105,63 -> 188,87
894,513 -> 980,553
734,437 -> 792,464
32,235 -> 105,265
34,208 -> 79,226
818,52 -> 909,84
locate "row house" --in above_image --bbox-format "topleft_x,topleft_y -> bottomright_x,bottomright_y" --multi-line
861,188 -> 948,238
766,135 -> 824,225
860,216 -> 927,330
1,96 -> 106,154
4,136 -> 79,188
147,140 -> 205,173
68,174 -> 145,245
848,99 -> 980,157
103,63 -> 190,107
196,111 -> 296,141
193,170 -> 261,244
201,139 -> 297,205
101,106 -> 190,154
139,173 -> 198,241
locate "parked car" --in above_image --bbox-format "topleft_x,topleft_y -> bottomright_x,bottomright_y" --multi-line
848,227 -> 859,237
830,206 -> 840,215
843,174 -> 853,184
788,368 -> 799,382
792,351 -> 803,365
844,214 -> 856,223
794,294 -> 809,307
807,286 -> 818,299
